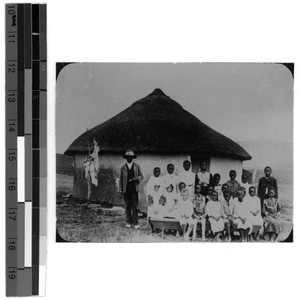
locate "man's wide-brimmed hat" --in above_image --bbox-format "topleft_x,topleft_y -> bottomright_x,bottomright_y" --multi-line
123,150 -> 137,159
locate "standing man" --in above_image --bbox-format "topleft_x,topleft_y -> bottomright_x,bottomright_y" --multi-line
119,150 -> 143,229
258,166 -> 278,215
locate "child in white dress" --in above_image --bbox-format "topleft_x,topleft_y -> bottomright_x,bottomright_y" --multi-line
177,189 -> 194,239
247,186 -> 263,240
233,190 -> 253,242
147,184 -> 163,218
205,191 -> 227,241
189,185 -> 207,241
164,184 -> 178,217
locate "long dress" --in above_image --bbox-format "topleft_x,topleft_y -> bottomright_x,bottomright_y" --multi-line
164,190 -> 178,217
177,170 -> 196,195
257,177 -> 278,209
233,198 -> 253,233
205,200 -> 226,233
147,190 -> 163,218
247,195 -> 263,228
176,199 -> 193,225
262,197 -> 281,235
162,173 -> 178,192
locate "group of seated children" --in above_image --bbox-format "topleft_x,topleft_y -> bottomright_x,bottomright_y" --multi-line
146,161 -> 281,242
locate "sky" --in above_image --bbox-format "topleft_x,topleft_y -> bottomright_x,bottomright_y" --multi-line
56,63 -> 293,154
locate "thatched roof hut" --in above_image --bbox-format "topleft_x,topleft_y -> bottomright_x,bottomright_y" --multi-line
65,88 -> 251,160
65,89 -> 251,209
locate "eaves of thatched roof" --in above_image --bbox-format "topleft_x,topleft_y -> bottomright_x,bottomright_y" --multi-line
64,89 -> 252,161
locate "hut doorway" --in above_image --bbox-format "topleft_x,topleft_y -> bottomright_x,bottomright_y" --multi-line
190,156 -> 210,173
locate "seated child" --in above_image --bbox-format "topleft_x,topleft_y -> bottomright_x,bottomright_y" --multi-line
147,184 -> 163,218
205,191 -> 227,241
177,189 -> 194,239
220,191 -> 236,242
157,195 -> 170,218
187,188 -> 207,241
164,184 -> 178,217
247,186 -> 263,240
262,188 -> 281,242
233,190 -> 253,242
178,181 -> 186,193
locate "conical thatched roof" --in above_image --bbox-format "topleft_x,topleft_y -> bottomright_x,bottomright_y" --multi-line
65,89 -> 251,160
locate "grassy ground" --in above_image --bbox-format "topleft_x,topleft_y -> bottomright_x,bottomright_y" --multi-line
56,173 -> 293,243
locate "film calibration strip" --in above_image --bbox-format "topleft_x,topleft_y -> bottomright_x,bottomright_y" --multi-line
5,3 -> 47,296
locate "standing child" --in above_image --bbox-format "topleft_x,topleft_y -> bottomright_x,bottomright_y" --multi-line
177,189 -> 194,240
205,191 -> 227,241
163,163 -> 178,192
241,174 -> 252,194
197,162 -> 213,196
225,170 -> 241,198
262,188 -> 281,242
247,186 -> 263,240
258,166 -> 278,215
147,167 -> 163,196
178,160 -> 196,195
213,173 -> 222,199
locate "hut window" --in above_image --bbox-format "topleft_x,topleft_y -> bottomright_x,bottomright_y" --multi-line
190,156 -> 210,173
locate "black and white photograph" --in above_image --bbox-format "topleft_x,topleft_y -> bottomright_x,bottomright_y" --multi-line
56,63 -> 293,243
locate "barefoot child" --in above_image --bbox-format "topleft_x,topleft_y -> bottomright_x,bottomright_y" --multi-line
262,188 -> 281,242
220,191 -> 236,242
177,189 -> 194,239
258,166 -> 278,215
189,188 -> 207,241
233,190 -> 252,242
205,191 -> 227,241
247,186 -> 263,240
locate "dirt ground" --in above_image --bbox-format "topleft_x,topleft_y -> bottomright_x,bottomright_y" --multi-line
56,174 -> 293,243
56,201 -> 293,243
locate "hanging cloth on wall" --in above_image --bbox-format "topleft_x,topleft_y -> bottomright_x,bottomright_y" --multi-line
83,139 -> 100,200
